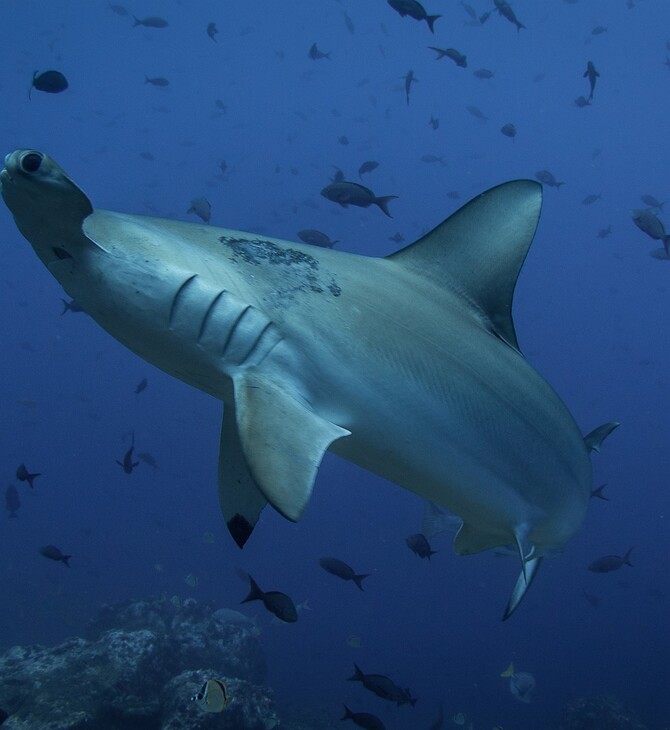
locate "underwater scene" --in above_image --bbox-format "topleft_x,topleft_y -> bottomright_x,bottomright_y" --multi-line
0,1 -> 668,728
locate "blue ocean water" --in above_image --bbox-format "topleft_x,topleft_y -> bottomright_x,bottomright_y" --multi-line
0,1 -> 668,728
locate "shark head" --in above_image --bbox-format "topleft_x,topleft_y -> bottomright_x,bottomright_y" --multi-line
2,149 -> 608,619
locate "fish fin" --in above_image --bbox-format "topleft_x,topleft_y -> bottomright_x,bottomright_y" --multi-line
590,483 -> 609,500
623,547 -> 634,566
240,575 -> 264,604
386,180 -> 542,351
583,421 -> 620,453
454,522 -> 503,555
353,574 -> 370,591
374,195 -> 398,217
513,524 -> 536,581
426,14 -> 441,32
500,661 -> 515,677
502,555 -> 543,620
233,370 -> 350,521
218,405 -> 268,548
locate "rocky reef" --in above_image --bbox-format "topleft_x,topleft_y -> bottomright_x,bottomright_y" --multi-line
557,695 -> 649,730
0,596 -> 280,729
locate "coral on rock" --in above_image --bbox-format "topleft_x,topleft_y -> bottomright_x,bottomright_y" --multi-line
0,597 -> 277,730
558,695 -> 649,730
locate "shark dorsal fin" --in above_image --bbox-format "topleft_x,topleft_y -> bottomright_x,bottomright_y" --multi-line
387,180 -> 542,351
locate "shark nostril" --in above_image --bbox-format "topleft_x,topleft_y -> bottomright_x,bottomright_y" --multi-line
20,152 -> 44,174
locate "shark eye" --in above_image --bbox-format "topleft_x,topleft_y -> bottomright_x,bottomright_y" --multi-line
20,152 -> 44,174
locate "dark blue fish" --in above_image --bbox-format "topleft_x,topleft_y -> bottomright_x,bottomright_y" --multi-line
116,431 -> 140,474
61,298 -> 84,315
319,557 -> 370,590
341,705 -> 385,730
40,545 -> 71,566
348,664 -> 417,706
405,533 -> 436,559
584,61 -> 600,100
30,70 -> 68,99
16,463 -> 40,488
321,181 -> 397,217
241,575 -> 297,622
133,16 -> 168,28
588,548 -> 633,573
387,0 -> 440,33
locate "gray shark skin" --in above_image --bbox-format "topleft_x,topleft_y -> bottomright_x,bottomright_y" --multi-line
1,150 -> 595,618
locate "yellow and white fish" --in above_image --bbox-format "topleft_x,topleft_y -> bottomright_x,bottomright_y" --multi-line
191,678 -> 232,713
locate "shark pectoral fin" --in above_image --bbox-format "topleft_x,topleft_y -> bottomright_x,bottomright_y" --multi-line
502,555 -> 543,621
453,522 -> 502,555
218,405 -> 268,549
234,371 -> 350,522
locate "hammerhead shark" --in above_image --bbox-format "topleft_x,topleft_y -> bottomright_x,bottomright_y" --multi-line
1,149 -> 616,618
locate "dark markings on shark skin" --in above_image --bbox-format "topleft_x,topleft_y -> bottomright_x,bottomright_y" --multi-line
218,236 -> 342,297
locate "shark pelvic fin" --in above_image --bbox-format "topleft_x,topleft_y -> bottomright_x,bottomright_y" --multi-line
503,555 -> 543,621
218,405 -> 268,548
386,180 -> 542,351
233,371 -> 350,522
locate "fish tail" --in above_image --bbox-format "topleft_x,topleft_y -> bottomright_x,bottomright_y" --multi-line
623,547 -> 634,566
426,14 -> 441,33
663,235 -> 670,255
241,575 -> 264,604
348,663 -> 364,682
341,705 -> 354,720
132,16 -> 141,26
60,298 -> 70,315
375,195 -> 398,218
408,691 -> 418,707
353,573 -> 370,591
62,555 -> 72,567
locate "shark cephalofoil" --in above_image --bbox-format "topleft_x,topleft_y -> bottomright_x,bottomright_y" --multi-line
1,149 -> 614,618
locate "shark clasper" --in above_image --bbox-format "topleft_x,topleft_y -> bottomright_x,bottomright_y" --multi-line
1,150 -> 611,618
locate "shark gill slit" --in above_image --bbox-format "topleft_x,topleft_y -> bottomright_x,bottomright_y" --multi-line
239,320 -> 277,366
168,274 -> 198,329
197,289 -> 227,343
219,305 -> 252,359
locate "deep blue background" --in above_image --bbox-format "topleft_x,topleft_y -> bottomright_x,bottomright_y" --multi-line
1,1 -> 668,728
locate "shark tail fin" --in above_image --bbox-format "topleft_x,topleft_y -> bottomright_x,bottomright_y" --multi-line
623,547 -> 634,567
503,555 -> 543,620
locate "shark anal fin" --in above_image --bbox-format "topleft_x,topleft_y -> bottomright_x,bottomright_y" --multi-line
218,405 -> 268,548
503,555 -> 543,621
234,371 -> 350,522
